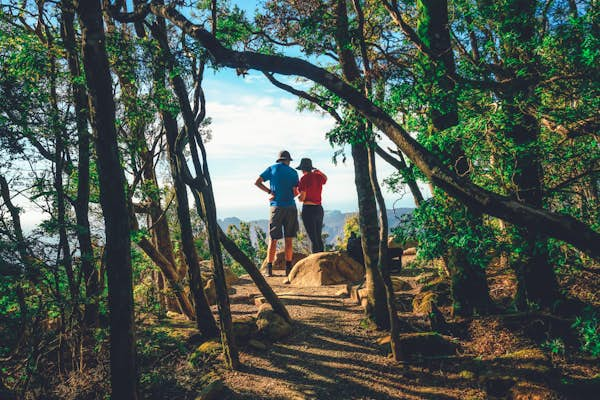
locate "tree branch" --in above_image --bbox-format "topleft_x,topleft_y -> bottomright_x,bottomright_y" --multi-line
140,2 -> 600,257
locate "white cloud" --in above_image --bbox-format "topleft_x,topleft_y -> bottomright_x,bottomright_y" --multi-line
203,95 -> 335,160
201,92 -> 422,219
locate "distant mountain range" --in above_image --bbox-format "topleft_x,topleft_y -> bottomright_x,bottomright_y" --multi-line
218,208 -> 413,244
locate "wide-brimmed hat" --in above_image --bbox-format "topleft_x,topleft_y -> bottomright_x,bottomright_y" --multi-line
296,158 -> 315,171
276,150 -> 293,162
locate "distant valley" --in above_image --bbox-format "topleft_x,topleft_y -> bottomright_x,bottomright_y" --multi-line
218,208 -> 413,244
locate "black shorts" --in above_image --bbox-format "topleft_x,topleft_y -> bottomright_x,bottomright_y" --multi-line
269,206 -> 299,240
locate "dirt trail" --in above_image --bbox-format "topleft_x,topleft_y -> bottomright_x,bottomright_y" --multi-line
220,274 -> 481,400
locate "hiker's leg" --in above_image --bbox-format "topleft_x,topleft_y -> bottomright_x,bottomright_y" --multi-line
301,206 -> 317,253
268,238 -> 278,263
268,206 -> 283,263
284,237 -> 294,262
315,205 -> 324,252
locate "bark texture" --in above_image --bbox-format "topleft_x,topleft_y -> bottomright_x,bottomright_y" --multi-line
416,0 -> 492,316
76,1 -> 138,397
61,0 -> 98,326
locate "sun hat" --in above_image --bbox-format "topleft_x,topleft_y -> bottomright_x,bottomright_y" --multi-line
296,158 -> 315,171
276,150 -> 293,162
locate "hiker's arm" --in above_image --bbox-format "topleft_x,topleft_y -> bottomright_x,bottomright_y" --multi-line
298,191 -> 307,202
255,176 -> 271,195
315,169 -> 327,184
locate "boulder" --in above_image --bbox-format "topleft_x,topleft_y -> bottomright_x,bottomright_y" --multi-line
392,276 -> 413,292
388,235 -> 418,249
288,251 -> 365,287
232,315 -> 257,342
199,260 -> 239,286
261,251 -> 308,271
403,247 -> 417,256
204,279 -> 237,306
256,304 -> 292,341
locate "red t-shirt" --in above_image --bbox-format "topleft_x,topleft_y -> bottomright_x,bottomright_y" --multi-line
298,170 -> 327,204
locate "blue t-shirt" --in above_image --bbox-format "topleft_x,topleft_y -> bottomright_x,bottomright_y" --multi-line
260,163 -> 299,207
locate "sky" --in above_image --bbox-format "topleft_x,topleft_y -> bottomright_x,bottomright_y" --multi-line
198,68 -> 424,221
197,0 -> 427,221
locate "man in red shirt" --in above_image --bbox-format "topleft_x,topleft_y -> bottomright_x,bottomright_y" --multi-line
296,158 -> 327,253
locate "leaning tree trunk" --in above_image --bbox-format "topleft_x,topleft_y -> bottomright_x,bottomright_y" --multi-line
217,227 -> 292,323
151,21 -> 239,368
76,1 -> 138,398
148,11 -> 218,335
416,0 -> 492,316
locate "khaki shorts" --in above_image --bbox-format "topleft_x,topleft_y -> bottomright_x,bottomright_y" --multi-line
269,206 -> 299,239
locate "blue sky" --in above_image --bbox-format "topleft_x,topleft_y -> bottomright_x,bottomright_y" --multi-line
197,1 -> 427,220
199,68 -> 425,221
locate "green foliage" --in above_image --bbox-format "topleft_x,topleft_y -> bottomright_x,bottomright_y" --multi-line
336,214 -> 361,250
572,308 -> 600,357
227,222 -> 255,274
394,192 -> 496,269
255,226 -> 268,264
542,338 -> 566,356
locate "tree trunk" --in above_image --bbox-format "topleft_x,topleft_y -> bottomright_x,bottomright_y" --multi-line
352,143 -> 390,329
161,86 -> 219,337
497,0 -> 559,310
505,107 -> 559,309
76,1 -> 138,397
151,19 -> 239,368
333,0 -> 388,329
367,146 -> 404,360
148,10 -> 218,335
47,39 -> 78,309
60,0 -> 98,327
416,0 -> 492,316
218,227 -> 292,323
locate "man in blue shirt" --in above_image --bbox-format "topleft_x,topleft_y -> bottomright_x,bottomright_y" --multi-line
255,150 -> 299,277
